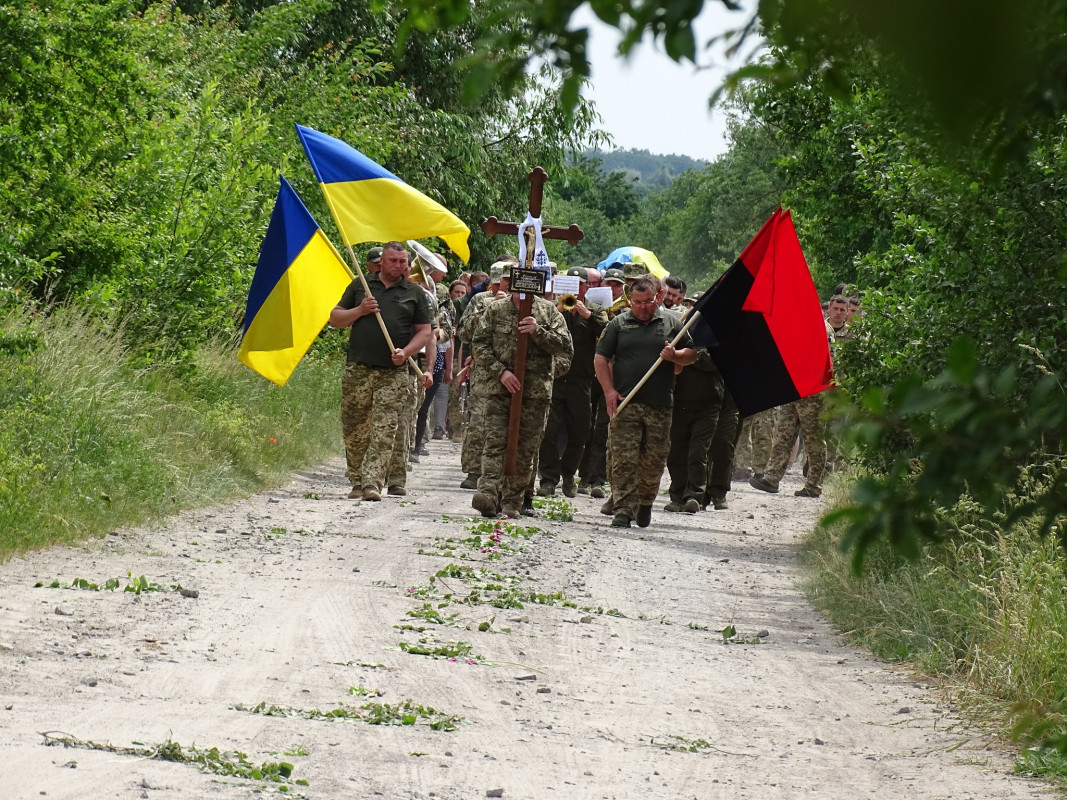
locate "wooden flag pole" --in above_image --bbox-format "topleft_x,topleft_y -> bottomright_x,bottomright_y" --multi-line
614,310 -> 704,416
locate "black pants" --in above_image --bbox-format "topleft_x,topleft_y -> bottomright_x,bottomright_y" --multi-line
577,382 -> 608,486
415,369 -> 443,449
702,390 -> 740,504
538,380 -> 592,486
666,402 -> 720,503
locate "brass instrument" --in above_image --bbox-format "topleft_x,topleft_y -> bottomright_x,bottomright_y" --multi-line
557,293 -> 578,313
406,239 -> 437,297
608,284 -> 631,317
409,255 -> 428,285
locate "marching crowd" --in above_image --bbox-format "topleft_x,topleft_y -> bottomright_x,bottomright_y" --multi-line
330,242 -> 860,529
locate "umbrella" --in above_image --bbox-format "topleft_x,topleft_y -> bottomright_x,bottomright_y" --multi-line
595,246 -> 669,278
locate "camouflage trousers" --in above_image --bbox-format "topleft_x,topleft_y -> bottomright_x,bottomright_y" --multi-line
608,402 -> 673,518
477,392 -> 550,510
461,392 -> 488,475
341,362 -> 413,491
763,393 -> 826,493
385,368 -> 419,488
734,406 -> 777,474
448,380 -> 467,442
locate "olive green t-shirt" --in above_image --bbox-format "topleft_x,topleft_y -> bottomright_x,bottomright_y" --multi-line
338,273 -> 433,367
596,307 -> 693,407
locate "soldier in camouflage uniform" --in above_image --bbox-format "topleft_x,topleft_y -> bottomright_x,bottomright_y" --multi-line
384,271 -> 439,487
594,278 -> 696,528
750,320 -> 834,498
330,242 -> 433,501
733,407 -> 778,480
470,284 -> 572,518
749,395 -> 826,497
456,261 -> 511,488
413,288 -> 455,452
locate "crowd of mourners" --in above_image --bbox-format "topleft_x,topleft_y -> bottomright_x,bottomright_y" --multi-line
330,243 -> 861,529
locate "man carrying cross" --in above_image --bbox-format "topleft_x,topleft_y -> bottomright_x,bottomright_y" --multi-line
469,269 -> 571,517
469,167 -> 582,517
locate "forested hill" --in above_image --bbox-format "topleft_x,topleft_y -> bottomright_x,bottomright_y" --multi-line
584,147 -> 707,193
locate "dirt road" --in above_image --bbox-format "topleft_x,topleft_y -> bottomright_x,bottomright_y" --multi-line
0,441 -> 1047,799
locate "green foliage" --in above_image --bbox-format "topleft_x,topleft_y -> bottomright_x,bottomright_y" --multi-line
587,148 -> 708,196
530,495 -> 576,521
826,340 -> 1067,570
805,479 -> 1067,762
756,0 -> 1067,156
0,0 -> 602,365
42,731 -> 300,786
0,304 -> 341,560
33,572 -> 171,593
236,698 -> 463,730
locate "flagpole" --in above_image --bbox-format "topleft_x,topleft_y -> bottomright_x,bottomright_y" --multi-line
615,310 -> 703,416
317,187 -> 427,380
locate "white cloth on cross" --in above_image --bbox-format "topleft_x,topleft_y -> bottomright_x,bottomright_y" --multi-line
516,213 -> 550,273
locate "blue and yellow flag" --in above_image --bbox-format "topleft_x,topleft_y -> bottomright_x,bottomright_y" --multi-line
238,176 -> 353,386
294,123 -> 470,263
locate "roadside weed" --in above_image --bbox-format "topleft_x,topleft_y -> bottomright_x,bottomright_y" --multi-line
236,699 -> 462,731
531,496 -> 576,521
418,518 -> 545,560
42,732 -> 304,787
35,571 -> 172,594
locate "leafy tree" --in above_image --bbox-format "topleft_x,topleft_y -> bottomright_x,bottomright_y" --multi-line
0,0 -> 603,359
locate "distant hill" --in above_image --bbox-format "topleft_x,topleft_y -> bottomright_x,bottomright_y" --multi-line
584,147 -> 708,193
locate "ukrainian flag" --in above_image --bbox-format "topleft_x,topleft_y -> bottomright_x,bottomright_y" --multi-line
238,176 -> 353,386
295,123 -> 470,263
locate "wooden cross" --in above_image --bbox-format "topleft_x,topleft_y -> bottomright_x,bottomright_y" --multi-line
481,167 -> 584,476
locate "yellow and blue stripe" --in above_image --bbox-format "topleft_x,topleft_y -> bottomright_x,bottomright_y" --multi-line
295,124 -> 470,263
238,175 -> 353,386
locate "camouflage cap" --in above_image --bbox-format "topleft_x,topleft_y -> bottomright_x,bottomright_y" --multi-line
565,266 -> 589,283
489,261 -> 506,283
366,246 -> 383,263
621,260 -> 651,280
498,261 -> 513,279
603,267 -> 626,284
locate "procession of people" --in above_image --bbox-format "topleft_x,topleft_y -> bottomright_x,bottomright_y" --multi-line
329,240 -> 860,527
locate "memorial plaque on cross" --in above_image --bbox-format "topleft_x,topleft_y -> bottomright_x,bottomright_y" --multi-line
481,167 -> 584,476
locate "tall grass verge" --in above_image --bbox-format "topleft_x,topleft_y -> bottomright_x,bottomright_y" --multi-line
0,305 -> 343,560
802,463 -> 1067,779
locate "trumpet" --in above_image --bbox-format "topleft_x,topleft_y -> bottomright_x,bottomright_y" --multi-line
608,285 -> 631,317
557,293 -> 578,313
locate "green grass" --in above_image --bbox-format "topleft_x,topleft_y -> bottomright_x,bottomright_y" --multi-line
0,304 -> 343,560
802,465 -> 1067,778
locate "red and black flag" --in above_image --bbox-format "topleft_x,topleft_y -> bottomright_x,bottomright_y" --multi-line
689,208 -> 832,417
